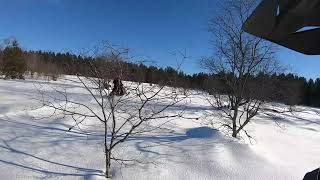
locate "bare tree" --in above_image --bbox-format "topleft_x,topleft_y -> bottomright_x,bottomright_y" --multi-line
25,53 -> 61,80
36,43 -> 188,178
0,48 -> 3,76
25,53 -> 40,77
201,0 -> 281,139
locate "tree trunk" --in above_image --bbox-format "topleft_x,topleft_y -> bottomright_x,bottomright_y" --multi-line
232,125 -> 237,138
104,118 -> 112,178
105,150 -> 112,178
232,106 -> 238,138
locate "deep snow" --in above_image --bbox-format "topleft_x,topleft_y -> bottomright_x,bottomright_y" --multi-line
0,76 -> 319,180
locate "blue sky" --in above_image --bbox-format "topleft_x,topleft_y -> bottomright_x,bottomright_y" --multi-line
0,0 -> 319,79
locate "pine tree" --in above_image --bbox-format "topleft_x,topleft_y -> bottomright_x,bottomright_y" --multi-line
2,39 -> 26,79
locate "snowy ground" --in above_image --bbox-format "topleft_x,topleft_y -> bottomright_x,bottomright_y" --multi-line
0,76 -> 319,180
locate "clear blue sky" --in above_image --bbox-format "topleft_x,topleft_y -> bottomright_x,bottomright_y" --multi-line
0,0 -> 319,79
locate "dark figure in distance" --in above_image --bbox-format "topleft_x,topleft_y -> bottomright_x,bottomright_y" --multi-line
111,78 -> 126,96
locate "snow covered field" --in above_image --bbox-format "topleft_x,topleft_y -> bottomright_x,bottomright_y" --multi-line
0,76 -> 319,180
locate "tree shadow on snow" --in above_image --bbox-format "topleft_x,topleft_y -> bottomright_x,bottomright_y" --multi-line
0,141 -> 104,180
0,113 -> 273,179
0,117 -> 105,179
124,127 -> 230,163
118,127 -> 275,179
259,112 -> 320,131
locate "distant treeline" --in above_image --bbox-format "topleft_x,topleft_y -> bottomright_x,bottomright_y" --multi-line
1,39 -> 320,107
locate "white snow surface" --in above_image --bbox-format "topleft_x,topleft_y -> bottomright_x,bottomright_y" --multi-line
0,76 -> 319,180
